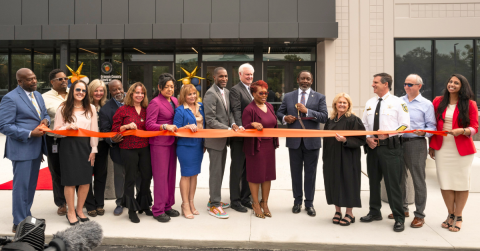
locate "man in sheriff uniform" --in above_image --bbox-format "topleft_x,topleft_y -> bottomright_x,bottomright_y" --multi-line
360,73 -> 410,232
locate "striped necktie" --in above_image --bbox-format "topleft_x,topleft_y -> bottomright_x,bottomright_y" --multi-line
30,93 -> 41,118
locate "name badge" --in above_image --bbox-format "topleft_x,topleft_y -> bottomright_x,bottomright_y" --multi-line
52,138 -> 58,153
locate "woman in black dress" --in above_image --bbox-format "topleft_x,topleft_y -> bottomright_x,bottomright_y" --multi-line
322,92 -> 366,226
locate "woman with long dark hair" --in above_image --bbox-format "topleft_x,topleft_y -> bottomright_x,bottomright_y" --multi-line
429,74 -> 478,232
54,80 -> 98,225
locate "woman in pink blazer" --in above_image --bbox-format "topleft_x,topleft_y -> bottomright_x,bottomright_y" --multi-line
146,73 -> 179,223
429,74 -> 478,232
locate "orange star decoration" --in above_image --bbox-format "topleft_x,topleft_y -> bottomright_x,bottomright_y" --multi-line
66,62 -> 87,83
178,66 -> 205,85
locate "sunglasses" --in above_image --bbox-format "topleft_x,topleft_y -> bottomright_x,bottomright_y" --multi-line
404,83 -> 419,87
257,92 -> 268,96
53,77 -> 68,81
75,88 -> 87,93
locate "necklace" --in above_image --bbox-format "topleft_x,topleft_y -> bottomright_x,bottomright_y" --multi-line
334,114 -> 344,123
74,104 -> 83,108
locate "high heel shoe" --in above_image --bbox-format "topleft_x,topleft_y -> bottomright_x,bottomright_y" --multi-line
190,200 -> 199,215
76,212 -> 90,222
252,202 -> 265,219
66,214 -> 79,226
260,200 -> 271,217
129,210 -> 140,223
442,213 -> 455,229
182,203 -> 194,219
450,216 -> 462,232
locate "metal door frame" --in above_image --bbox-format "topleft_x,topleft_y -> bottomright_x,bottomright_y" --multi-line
123,61 -> 173,100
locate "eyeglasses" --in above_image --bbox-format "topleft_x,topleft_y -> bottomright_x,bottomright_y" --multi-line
404,83 -> 420,87
257,92 -> 268,96
75,88 -> 86,93
53,77 -> 68,81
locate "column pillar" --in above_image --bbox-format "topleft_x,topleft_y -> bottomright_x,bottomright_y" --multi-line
59,41 -> 70,73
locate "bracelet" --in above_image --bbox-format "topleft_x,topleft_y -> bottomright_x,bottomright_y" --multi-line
163,124 -> 167,130
463,128 -> 466,135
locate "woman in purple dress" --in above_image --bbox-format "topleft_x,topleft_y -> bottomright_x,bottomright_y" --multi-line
242,80 -> 279,219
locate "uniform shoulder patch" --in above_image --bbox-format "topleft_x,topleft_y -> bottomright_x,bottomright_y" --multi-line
401,103 -> 408,113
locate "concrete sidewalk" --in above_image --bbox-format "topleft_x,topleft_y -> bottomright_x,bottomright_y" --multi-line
0,135 -> 479,250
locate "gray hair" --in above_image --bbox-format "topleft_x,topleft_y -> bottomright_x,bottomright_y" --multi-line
407,74 -> 424,85
238,63 -> 254,74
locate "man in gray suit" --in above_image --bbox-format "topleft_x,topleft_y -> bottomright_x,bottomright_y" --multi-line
229,63 -> 254,213
204,67 -> 240,219
277,70 -> 328,217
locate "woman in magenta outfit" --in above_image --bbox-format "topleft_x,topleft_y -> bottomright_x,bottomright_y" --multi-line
242,80 -> 279,219
146,73 -> 179,223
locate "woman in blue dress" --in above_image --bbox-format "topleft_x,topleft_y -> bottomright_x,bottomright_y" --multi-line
173,84 -> 205,219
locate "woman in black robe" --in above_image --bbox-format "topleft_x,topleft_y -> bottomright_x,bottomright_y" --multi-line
323,93 -> 366,226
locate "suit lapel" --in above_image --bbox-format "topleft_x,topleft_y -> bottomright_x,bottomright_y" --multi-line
305,90 -> 316,108
159,95 -> 174,115
17,86 -> 40,120
213,85 -> 228,112
240,82 -> 253,101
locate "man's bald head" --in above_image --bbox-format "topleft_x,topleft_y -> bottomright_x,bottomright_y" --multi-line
108,80 -> 125,102
16,68 -> 37,92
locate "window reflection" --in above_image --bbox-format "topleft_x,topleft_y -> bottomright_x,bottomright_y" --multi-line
0,52 -> 8,95
476,40 -> 480,105
394,40 -> 433,100
11,49 -> 31,88
33,49 -> 54,93
175,53 -> 198,96
78,48 -> 100,81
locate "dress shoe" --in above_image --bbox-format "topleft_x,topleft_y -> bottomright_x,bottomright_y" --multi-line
12,224 -> 17,233
305,207 -> 316,217
231,202 -> 248,213
360,214 -> 383,222
96,207 -> 105,216
394,221 -> 405,232
66,214 -> 79,226
165,209 -> 180,217
143,209 -> 154,216
241,201 -> 253,209
410,217 -> 425,228
87,210 -> 97,217
113,206 -> 124,216
57,204 -> 67,216
388,212 -> 409,219
76,212 -> 90,222
154,213 -> 171,222
292,204 -> 301,214
128,211 -> 140,223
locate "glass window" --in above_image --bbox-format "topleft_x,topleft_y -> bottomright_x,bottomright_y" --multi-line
33,49 -> 54,93
56,49 -> 76,70
263,47 -> 316,61
0,51 -> 8,95
394,40 -> 433,100
78,48 -> 100,81
435,40 -> 474,96
11,49 -> 32,88
175,53 -> 198,94
476,40 -> 480,105
124,48 -> 174,62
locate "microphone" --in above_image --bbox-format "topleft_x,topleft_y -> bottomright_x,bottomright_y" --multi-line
46,221 -> 103,251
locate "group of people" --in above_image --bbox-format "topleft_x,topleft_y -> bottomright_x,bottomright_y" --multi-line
0,64 -> 476,234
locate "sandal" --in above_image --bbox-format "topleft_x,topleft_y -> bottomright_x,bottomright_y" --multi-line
260,200 -> 272,217
339,214 -> 355,226
252,202 -> 265,219
332,212 -> 342,224
181,203 -> 194,219
442,213 -> 454,229
450,216 -> 462,232
87,210 -> 97,217
190,200 -> 199,215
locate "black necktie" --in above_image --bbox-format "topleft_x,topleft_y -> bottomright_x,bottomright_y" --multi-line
373,98 -> 382,134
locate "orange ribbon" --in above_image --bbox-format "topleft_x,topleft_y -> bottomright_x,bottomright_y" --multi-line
38,124 -> 447,138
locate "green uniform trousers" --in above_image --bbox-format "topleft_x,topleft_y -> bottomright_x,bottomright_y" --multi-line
366,143 -> 405,223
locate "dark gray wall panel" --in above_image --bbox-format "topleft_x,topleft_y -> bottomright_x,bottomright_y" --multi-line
129,0 -> 155,24
156,0 -> 183,23
15,25 -> 41,40
22,0 -> 48,25
269,22 -> 298,38
182,23 -> 209,39
240,0 -> 268,22
212,0 -> 239,23
75,0 -> 102,24
103,0 -> 129,24
0,0 -> 21,25
184,0 -> 211,23
70,24 -> 97,39
298,0 -> 335,23
125,24 -> 152,39
97,24 -> 125,39
210,23 -> 238,38
0,25 -> 15,40
42,25 -> 69,39
49,0 -> 75,25
153,23 -> 181,38
269,0 -> 297,23
239,22 -> 267,38
299,22 -> 337,39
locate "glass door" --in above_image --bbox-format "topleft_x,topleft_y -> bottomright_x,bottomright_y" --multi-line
123,62 -> 173,100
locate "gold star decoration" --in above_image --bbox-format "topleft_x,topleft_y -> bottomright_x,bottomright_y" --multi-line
66,62 -> 87,83
178,66 -> 206,85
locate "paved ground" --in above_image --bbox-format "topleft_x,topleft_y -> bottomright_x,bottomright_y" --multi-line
0,135 -> 479,250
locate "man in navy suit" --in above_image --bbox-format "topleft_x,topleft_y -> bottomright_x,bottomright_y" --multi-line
277,70 -> 328,217
0,68 -> 50,233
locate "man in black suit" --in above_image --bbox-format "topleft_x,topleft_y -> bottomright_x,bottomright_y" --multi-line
277,71 -> 328,217
228,63 -> 255,212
